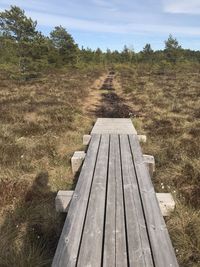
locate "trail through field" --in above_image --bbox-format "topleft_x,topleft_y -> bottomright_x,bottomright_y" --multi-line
84,71 -> 135,119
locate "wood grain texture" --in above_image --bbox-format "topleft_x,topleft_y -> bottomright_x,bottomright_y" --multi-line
52,133 -> 178,267
77,134 -> 109,267
91,118 -> 137,134
52,134 -> 101,267
103,134 -> 116,267
114,135 -> 128,267
129,134 -> 179,267
120,134 -> 154,267
103,134 -> 128,267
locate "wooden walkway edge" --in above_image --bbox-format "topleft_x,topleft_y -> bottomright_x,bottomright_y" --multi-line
52,119 -> 179,267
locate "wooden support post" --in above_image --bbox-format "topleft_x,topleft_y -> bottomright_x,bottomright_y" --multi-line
143,154 -> 155,176
83,135 -> 91,146
156,193 -> 175,216
71,151 -> 86,174
55,190 -> 74,212
138,135 -> 147,143
55,191 -> 175,217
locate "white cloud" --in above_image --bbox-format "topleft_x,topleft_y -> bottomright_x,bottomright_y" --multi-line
91,0 -> 113,8
0,0 -> 199,37
26,10 -> 200,36
163,0 -> 200,14
0,0 -> 50,11
27,11 -> 123,33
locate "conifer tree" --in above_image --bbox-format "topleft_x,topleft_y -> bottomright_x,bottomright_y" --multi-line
50,26 -> 78,65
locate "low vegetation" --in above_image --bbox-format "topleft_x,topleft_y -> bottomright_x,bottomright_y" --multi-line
0,5 -> 199,267
117,63 -> 200,267
0,66 -> 104,266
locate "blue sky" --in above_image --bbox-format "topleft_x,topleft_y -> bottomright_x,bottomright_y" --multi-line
0,0 -> 200,51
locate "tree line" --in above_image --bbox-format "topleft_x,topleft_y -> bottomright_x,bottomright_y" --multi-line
0,6 -> 200,79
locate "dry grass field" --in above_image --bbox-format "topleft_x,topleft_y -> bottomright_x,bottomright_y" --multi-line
0,66 -> 104,266
117,63 -> 200,267
0,62 -> 199,266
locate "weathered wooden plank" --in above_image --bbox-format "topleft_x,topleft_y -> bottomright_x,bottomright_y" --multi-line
129,134 -> 179,267
103,134 -> 128,267
114,135 -> 128,267
156,193 -> 176,217
120,135 -> 154,266
77,134 -> 109,267
52,134 -> 101,267
55,190 -> 74,213
103,134 -> 116,267
91,118 -> 137,134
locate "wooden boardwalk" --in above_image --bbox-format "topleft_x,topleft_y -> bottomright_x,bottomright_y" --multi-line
91,118 -> 137,134
52,120 -> 178,267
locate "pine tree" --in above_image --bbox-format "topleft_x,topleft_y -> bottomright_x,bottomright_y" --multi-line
0,6 -> 41,78
50,26 -> 78,65
0,5 -> 37,41
143,43 -> 153,55
164,34 -> 182,63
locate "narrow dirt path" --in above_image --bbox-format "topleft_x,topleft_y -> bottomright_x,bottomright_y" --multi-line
83,71 -> 135,119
